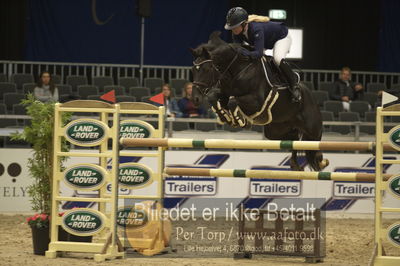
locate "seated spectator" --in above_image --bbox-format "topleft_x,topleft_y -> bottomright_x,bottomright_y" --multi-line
157,83 -> 182,118
34,71 -> 59,102
178,82 -> 205,118
332,67 -> 364,110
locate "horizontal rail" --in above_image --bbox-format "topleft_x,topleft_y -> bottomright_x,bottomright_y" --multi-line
121,138 -> 396,151
164,168 -> 392,182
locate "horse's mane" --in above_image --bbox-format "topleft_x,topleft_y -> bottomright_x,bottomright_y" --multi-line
192,31 -> 254,64
211,43 -> 252,65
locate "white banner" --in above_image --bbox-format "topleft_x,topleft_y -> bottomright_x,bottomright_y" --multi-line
1,149 -> 400,214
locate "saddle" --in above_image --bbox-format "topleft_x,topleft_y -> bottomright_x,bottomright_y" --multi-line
214,55 -> 297,127
261,55 -> 290,88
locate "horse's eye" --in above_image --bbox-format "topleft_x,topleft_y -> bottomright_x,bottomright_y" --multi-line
196,65 -> 200,70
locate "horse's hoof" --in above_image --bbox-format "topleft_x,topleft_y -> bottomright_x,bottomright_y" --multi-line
290,161 -> 304,171
216,117 -> 225,125
291,166 -> 304,171
243,123 -> 252,129
319,159 -> 329,169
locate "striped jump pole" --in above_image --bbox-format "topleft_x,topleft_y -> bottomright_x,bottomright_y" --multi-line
121,138 -> 396,152
164,167 -> 392,182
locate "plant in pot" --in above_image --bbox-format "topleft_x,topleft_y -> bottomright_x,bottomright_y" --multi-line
12,94 -> 71,255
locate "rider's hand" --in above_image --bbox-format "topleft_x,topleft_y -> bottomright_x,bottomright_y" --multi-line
341,96 -> 350,102
354,84 -> 363,91
237,47 -> 251,57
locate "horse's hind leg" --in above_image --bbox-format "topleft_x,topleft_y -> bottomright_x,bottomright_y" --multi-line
298,86 -> 329,171
264,123 -> 303,171
303,140 -> 329,171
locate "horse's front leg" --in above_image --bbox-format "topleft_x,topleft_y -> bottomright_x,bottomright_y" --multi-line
227,94 -> 262,128
207,88 -> 233,125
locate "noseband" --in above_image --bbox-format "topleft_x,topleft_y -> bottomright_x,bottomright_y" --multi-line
192,59 -> 217,95
192,52 -> 239,96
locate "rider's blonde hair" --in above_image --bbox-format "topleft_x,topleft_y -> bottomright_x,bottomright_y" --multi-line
247,14 -> 270,23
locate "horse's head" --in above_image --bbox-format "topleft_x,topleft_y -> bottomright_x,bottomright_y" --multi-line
190,47 -> 216,106
189,31 -> 227,106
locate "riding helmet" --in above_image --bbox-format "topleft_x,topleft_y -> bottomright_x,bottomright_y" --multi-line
224,7 -> 248,30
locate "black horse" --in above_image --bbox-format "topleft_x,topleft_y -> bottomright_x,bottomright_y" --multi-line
190,32 -> 328,171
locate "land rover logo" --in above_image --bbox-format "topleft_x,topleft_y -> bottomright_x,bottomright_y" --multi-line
388,126 -> 400,151
118,163 -> 153,189
116,206 -> 148,229
65,119 -> 108,146
64,164 -> 106,190
62,209 -> 106,236
120,120 -> 153,138
388,175 -> 400,198
387,223 -> 400,247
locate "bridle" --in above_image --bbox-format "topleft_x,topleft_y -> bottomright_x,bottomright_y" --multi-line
192,51 -> 240,96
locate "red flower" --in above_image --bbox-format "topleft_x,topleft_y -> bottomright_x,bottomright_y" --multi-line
26,213 -> 50,228
40,214 -> 47,221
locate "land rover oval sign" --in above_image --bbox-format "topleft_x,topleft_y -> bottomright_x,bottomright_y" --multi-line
120,120 -> 154,139
116,206 -> 149,229
118,163 -> 153,189
387,223 -> 400,247
63,164 -> 106,191
65,119 -> 108,146
388,126 -> 400,151
387,175 -> 400,198
62,209 -> 106,236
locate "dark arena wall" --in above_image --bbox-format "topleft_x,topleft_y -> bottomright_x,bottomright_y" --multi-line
1,0 -> 399,71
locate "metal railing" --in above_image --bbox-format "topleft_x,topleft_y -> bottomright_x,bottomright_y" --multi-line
1,60 -> 400,88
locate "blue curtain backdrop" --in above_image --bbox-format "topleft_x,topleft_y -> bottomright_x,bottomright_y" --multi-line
25,0 -> 229,66
379,0 -> 400,72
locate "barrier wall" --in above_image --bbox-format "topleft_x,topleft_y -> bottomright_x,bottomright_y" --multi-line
46,100 -> 166,261
374,105 -> 400,266
121,104 -> 400,265
43,100 -> 400,263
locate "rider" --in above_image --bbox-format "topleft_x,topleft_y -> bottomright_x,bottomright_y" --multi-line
224,7 -> 301,102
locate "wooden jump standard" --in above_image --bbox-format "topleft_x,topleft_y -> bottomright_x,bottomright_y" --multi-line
164,168 -> 391,182
121,138 -> 395,151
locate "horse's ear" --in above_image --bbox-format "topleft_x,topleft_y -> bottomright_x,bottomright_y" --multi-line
209,31 -> 221,40
201,47 -> 211,59
189,47 -> 197,57
208,31 -> 226,46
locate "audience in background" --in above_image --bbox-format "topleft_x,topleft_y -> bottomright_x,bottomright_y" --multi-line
332,67 -> 364,110
34,71 -> 59,102
160,83 -> 182,117
178,82 -> 205,118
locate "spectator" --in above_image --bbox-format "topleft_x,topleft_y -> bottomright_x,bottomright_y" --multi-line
178,82 -> 205,118
158,83 -> 182,118
332,67 -> 364,110
34,71 -> 59,102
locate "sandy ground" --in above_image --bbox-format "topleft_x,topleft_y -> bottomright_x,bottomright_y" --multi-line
1,214 -> 399,266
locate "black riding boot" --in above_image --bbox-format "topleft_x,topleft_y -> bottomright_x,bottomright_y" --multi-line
279,59 -> 301,103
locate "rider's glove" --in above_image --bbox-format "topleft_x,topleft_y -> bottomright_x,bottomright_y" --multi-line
237,47 -> 251,57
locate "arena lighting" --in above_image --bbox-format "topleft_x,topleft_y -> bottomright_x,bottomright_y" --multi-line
269,9 -> 287,20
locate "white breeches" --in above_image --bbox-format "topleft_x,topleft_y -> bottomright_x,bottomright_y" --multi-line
264,33 -> 292,66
